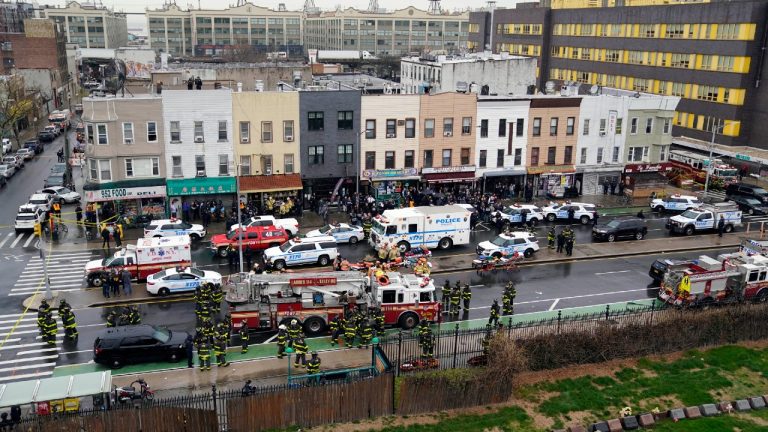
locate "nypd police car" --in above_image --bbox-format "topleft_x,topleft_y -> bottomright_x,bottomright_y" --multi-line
499,204 -> 544,226
146,267 -> 222,296
305,223 -> 365,244
541,202 -> 597,224
264,235 -> 339,270
476,232 -> 539,258
650,194 -> 702,213
143,219 -> 206,241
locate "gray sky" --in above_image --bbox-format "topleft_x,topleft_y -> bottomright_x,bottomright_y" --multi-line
50,0 -> 521,31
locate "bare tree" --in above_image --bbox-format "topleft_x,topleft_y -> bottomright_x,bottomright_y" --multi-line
0,77 -> 38,150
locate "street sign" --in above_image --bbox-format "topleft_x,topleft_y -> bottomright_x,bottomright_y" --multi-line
735,154 -> 751,161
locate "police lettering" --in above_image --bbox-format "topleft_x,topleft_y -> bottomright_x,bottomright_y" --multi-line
434,218 -> 462,224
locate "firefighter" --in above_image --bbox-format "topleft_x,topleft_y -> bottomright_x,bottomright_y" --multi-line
216,320 -> 230,342
239,321 -> 249,354
362,216 -> 372,240
127,306 -> 141,325
417,319 -> 430,346
211,284 -> 224,315
462,284 -> 472,310
43,313 -> 57,345
276,325 -> 288,358
202,318 -> 215,344
488,299 -> 500,327
306,351 -> 321,375
359,319 -> 374,348
61,308 -> 78,341
197,340 -> 211,371
387,243 -> 400,264
449,284 -> 461,315
344,314 -> 357,348
421,331 -> 434,360
378,243 -> 389,262
441,280 -> 451,313
329,315 -> 342,346
58,299 -> 72,316
214,334 -> 229,367
292,337 -> 308,368
547,227 -> 556,250
106,310 -> 118,327
481,325 -> 492,356
373,308 -> 385,336
503,283 -> 517,316
287,319 -> 303,345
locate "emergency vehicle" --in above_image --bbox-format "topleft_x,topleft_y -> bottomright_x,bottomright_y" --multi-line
666,202 -> 742,236
476,232 -> 539,258
659,253 -> 768,306
650,194 -> 702,213
369,205 -> 471,252
263,236 -> 338,270
541,202 -> 596,224
14,204 -> 45,233
230,215 -> 300,237
144,218 -> 206,241
84,236 -> 192,287
210,226 -> 289,257
499,204 -> 544,226
224,271 -> 440,335
667,149 -> 738,186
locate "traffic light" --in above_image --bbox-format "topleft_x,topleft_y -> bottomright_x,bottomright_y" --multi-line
33,223 -> 41,237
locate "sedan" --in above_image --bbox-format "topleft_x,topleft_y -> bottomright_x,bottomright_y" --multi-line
728,195 -> 768,216
39,186 -> 80,204
16,148 -> 33,161
305,223 -> 365,244
2,155 -> 22,169
0,164 -> 15,179
37,130 -> 55,142
146,267 -> 222,296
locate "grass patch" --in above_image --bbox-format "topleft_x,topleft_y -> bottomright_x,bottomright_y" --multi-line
368,406 -> 535,432
650,413 -> 768,432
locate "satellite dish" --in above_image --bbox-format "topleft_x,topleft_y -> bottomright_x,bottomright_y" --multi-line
589,85 -> 598,95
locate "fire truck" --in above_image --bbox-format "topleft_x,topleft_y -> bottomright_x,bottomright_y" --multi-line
224,271 -> 440,335
659,253 -> 768,306
667,149 -> 738,187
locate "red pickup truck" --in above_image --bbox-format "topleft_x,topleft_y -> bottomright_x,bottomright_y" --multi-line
210,226 -> 289,257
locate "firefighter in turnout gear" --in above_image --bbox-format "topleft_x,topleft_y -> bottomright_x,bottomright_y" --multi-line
59,299 -> 72,316
61,308 -> 78,341
359,319 -> 374,348
239,321 -> 249,354
216,321 -> 230,342
43,313 -> 57,345
293,337 -> 308,368
344,314 -> 357,347
307,351 -> 321,375
37,299 -> 50,330
420,331 -> 434,360
547,227 -> 556,250
363,217 -> 372,240
462,284 -> 472,310
287,319 -> 303,345
441,280 -> 451,313
329,315 -> 342,346
449,283 -> 462,315
488,300 -> 500,327
481,325 -> 492,356
197,340 -> 211,371
276,325 -> 288,358
502,283 -> 517,315
127,306 -> 141,325
372,308 -> 385,336
106,310 -> 118,327
211,284 -> 224,315
417,319 -> 430,346
214,335 -> 229,367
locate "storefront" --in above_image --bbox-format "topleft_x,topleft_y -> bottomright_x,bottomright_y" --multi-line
239,173 -> 303,209
166,177 -> 237,215
526,165 -> 576,199
624,163 -> 673,198
361,168 -> 421,201
421,166 -> 477,193
83,179 -> 167,223
480,167 -> 527,197
576,164 -> 624,195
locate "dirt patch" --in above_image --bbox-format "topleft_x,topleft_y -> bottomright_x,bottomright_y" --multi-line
515,398 -> 553,429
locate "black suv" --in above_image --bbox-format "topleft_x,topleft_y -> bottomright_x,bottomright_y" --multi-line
592,216 -> 648,242
726,183 -> 768,205
23,140 -> 43,154
728,194 -> 768,215
93,325 -> 188,369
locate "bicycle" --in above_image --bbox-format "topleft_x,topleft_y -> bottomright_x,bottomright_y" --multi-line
619,193 -> 633,206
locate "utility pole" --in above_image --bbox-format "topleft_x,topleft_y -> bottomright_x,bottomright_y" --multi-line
703,124 -> 723,199
235,166 -> 244,273
38,235 -> 52,301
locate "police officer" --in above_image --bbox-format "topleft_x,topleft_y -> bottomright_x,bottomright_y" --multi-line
462,284 -> 472,310
276,325 -> 288,358
306,351 -> 321,375
197,340 -> 211,371
329,315 -> 342,346
547,227 -> 556,250
185,334 -> 195,368
292,337 -> 308,368
564,227 -> 575,257
556,229 -> 566,254
239,321 -> 249,354
488,299 -> 500,327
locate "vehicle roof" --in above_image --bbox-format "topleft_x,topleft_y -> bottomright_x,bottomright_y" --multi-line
29,193 -> 50,200
498,232 -> 535,240
135,235 -> 191,248
98,324 -> 159,339
17,204 -> 39,212
154,266 -> 201,276
0,165 -> 8,169
610,216 -> 646,222
17,148 -> 31,152
663,195 -> 699,200
149,219 -> 189,225
289,235 -> 336,243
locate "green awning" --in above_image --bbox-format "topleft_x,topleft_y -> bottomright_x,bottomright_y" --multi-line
0,371 -> 112,408
83,178 -> 166,191
166,177 -> 236,196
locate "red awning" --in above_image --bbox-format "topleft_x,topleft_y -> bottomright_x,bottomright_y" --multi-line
422,171 -> 477,183
238,174 -> 303,193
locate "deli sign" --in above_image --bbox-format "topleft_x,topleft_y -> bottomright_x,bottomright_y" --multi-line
86,185 -> 166,202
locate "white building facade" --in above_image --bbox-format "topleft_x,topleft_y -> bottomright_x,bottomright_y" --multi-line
475,97 -> 530,192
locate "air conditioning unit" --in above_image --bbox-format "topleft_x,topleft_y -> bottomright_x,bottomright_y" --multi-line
265,168 -> 272,175
194,136 -> 204,143
397,120 -> 405,126
386,133 -> 396,138
124,139 -> 133,144
196,170 -> 206,177
599,131 -> 606,137
241,137 -> 250,143
285,136 -> 293,142
444,131 -> 453,137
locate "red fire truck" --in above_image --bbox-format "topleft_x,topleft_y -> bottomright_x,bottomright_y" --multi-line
224,271 -> 440,335
667,149 -> 738,187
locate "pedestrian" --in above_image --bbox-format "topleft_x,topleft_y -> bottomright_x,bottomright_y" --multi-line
718,215 -> 725,237
121,267 -> 132,296
187,77 -> 194,90
593,211 -> 599,226
195,76 -> 202,90
488,299 -> 500,327
602,180 -> 609,195
239,321 -> 249,354
75,205 -> 83,226
170,201 -> 178,218
185,334 -> 194,368
114,224 -> 123,248
100,225 -> 110,249
556,230 -> 565,253
293,337 -> 308,368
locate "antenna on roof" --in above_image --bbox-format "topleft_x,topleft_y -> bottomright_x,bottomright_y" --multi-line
428,0 -> 441,14
367,0 -> 379,12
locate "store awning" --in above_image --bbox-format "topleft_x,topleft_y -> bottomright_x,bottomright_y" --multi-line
0,371 -> 111,408
527,165 -> 575,175
422,171 -> 476,183
239,174 -> 303,193
482,168 -> 526,178
166,177 -> 237,196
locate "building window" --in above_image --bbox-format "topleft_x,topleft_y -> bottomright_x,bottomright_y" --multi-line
461,117 -> 472,135
261,155 -> 273,174
550,118 -> 558,136
143,121 -> 156,142
170,121 -> 180,142
663,118 -> 671,134
479,150 -> 487,167
564,146 -> 573,164
612,147 -> 620,163
530,147 -> 539,166
599,119 -> 607,135
386,119 -> 396,137
627,146 -> 649,162
566,117 -> 575,135
516,118 -> 524,136
97,124 -> 108,145
194,121 -> 204,141
124,157 -> 160,177
88,159 -> 111,181
405,118 -> 416,138
596,148 -> 603,164
645,118 -> 653,134
583,119 -> 590,135
630,118 -> 639,134
284,154 -> 294,174
337,111 -> 353,130
480,119 -> 488,138
423,150 -> 433,168
697,85 -> 719,101
514,149 -> 521,166
239,122 -> 250,143
547,146 -> 556,164
496,149 -> 504,167
404,150 -> 414,168
442,149 -> 452,167
615,118 -> 623,134
443,118 -> 454,136
260,121 -> 272,143
384,151 -> 395,169
532,117 -> 541,136
283,121 -> 294,141
365,119 -> 376,139
580,147 -> 587,164
337,144 -> 353,163
460,148 -> 470,165
365,151 -> 376,169
424,119 -> 435,138
659,145 -> 668,161
498,119 -> 506,137
308,145 -> 324,164
122,122 -> 133,144
171,156 -> 182,177
308,111 -> 324,131
240,155 -> 251,175
195,155 -> 205,175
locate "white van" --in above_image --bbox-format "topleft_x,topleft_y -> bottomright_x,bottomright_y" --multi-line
264,236 -> 338,270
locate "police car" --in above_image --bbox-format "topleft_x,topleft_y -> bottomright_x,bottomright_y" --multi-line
143,219 -> 206,241
476,232 -> 539,258
14,204 -> 46,233
264,236 -> 339,270
650,194 -> 702,213
499,204 -> 544,225
305,223 -> 365,244
146,267 -> 222,296
541,202 -> 597,224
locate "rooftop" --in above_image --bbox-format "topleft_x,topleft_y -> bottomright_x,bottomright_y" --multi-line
402,52 -> 531,65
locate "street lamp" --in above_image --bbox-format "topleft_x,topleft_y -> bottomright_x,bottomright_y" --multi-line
370,336 -> 380,368
285,346 -> 295,383
703,124 -> 725,199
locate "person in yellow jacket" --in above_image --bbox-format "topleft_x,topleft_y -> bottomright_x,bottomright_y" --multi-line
378,243 -> 389,261
387,244 -> 400,263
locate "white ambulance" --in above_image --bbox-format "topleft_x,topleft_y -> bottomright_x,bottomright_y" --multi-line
369,205 -> 472,252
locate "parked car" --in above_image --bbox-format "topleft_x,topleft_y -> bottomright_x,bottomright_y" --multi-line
305,223 -> 365,244
592,217 -> 648,242
725,183 -> 768,205
2,138 -> 11,154
37,130 -> 55,142
146,267 -> 223,296
476,232 -> 539,258
0,175 -> 6,188
650,195 -> 701,212
93,325 -> 189,369
16,148 -> 34,161
50,162 -> 70,177
727,195 -> 768,216
143,219 -> 206,241
541,202 -> 597,224
2,155 -> 23,169
43,173 -> 65,188
210,226 -> 289,257
43,125 -> 61,137
23,140 -> 43,154
0,164 -> 16,179
39,186 -> 80,204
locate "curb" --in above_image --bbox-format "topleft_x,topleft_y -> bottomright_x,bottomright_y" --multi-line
88,294 -> 194,309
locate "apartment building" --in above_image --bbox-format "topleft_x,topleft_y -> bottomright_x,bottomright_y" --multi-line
475,97 -> 530,191
359,94 -> 421,200
469,0 -> 768,148
146,2 -> 303,56
419,93 -> 477,186
304,7 -> 469,57
43,1 -> 127,49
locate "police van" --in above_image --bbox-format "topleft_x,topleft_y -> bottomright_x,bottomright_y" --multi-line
650,194 -> 702,213
369,205 -> 471,252
143,218 -> 206,241
264,236 -> 339,270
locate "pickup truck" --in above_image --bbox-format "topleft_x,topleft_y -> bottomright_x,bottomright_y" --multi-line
230,215 -> 299,237
667,203 -> 742,236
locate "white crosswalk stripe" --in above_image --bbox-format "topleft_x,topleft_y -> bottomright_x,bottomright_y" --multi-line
8,251 -> 96,296
0,311 -> 61,383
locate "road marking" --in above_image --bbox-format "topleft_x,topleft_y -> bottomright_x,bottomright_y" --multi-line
0,233 -> 13,248
16,276 -> 83,284
469,284 -> 484,288
469,288 -> 659,311
548,299 -> 560,311
0,371 -> 53,382
0,355 -> 58,366
23,235 -> 35,248
11,286 -> 82,293
0,323 -> 38,331
0,362 -> 56,374
23,263 -> 89,271
0,341 -> 55,351
9,235 -> 24,248
17,347 -> 61,356
262,334 -> 278,344
594,270 -> 632,276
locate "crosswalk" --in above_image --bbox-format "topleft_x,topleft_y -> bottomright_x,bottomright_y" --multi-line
0,231 -> 39,250
702,190 -> 727,201
0,310 -> 61,382
9,251 -> 94,297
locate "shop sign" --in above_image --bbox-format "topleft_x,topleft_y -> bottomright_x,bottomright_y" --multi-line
85,185 -> 166,202
421,166 -> 476,175
624,163 -> 672,173
362,168 -> 418,179
167,177 -> 237,196
735,154 -> 751,161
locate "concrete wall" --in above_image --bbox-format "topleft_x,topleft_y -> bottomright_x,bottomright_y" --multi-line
150,65 -> 311,91
441,58 -> 537,96
527,98 -> 581,167
419,92 -> 477,168
359,94 -> 421,175
475,98 -> 530,176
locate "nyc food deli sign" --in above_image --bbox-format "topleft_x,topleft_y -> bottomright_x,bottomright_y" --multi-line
85,186 -> 166,202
